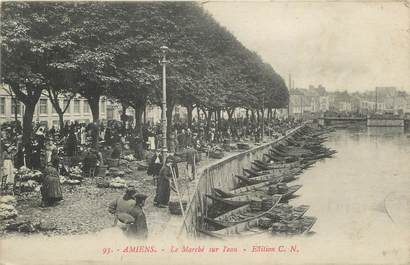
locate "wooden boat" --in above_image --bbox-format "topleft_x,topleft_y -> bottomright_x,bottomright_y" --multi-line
279,184 -> 302,200
230,177 -> 283,195
300,160 -> 315,170
271,216 -> 317,236
205,193 -> 249,207
263,153 -> 298,163
204,195 -> 282,228
270,148 -> 297,160
235,170 -> 300,185
243,168 -> 273,177
235,174 -> 277,185
211,184 -> 302,203
252,159 -> 300,170
249,165 -> 291,175
266,204 -> 310,221
201,204 -> 311,238
202,217 -> 261,237
304,150 -> 336,160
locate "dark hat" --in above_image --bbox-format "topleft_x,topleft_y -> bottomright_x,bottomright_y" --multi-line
134,193 -> 148,202
166,155 -> 175,162
125,184 -> 137,195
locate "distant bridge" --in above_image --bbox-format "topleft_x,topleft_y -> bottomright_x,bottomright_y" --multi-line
318,116 -> 410,127
318,117 -> 367,126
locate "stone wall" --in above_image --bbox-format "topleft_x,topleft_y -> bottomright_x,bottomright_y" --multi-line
367,118 -> 404,127
179,125 -> 304,238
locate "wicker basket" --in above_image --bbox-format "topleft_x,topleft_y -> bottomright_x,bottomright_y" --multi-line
250,199 -> 263,211
237,143 -> 250,150
168,200 -> 187,215
258,217 -> 273,229
107,158 -> 120,168
209,151 -> 224,159
261,198 -> 274,211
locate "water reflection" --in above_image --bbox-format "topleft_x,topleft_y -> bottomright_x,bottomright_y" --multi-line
293,126 -> 410,251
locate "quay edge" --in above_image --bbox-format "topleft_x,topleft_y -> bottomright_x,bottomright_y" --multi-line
178,123 -> 312,238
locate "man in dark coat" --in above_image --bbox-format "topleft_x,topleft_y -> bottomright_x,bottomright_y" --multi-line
65,131 -> 77,156
147,151 -> 162,184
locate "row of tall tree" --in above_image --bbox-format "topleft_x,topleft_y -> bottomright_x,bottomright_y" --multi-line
1,2 -> 289,147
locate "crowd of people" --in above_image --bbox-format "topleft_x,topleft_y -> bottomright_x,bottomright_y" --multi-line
0,115 -> 302,238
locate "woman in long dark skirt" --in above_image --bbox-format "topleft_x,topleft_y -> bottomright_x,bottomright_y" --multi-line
153,156 -> 175,208
65,131 -> 77,156
14,145 -> 25,169
40,166 -> 63,207
31,140 -> 42,170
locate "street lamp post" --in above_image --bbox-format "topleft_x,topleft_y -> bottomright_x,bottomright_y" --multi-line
261,97 -> 265,142
160,46 -> 169,165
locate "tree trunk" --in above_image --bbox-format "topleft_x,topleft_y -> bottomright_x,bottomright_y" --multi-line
121,104 -> 127,134
207,109 -> 213,129
261,107 -> 265,142
87,96 -> 100,149
186,105 -> 193,130
22,103 -> 35,167
256,110 -> 260,123
58,112 -> 64,130
13,98 -> 18,123
133,104 -> 144,137
227,108 -> 235,137
143,102 -> 147,125
88,96 -> 100,123
196,107 -> 201,122
227,108 -> 234,124
217,109 -> 221,131
22,103 -> 35,147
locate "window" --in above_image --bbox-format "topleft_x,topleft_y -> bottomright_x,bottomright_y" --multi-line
11,98 -> 21,115
39,99 -> 48,114
100,100 -> 106,114
107,108 -> 114,120
83,100 -> 90,113
74,99 -> 80,113
0,97 -> 5,115
63,99 -> 70,113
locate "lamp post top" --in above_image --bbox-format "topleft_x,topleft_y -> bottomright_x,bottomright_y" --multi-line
160,46 -> 169,54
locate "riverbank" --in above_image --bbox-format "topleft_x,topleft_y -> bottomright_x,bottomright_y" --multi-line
0,137 -> 277,238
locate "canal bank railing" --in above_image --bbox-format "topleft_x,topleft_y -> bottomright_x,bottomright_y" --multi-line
178,124 -> 307,238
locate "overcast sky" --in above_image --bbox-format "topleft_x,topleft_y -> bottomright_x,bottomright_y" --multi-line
204,1 -> 410,92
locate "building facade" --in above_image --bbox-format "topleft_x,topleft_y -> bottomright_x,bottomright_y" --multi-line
0,86 -> 107,128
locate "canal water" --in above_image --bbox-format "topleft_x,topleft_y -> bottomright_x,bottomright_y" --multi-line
287,126 -> 410,264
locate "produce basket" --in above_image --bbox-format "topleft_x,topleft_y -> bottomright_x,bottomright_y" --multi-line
168,200 -> 187,215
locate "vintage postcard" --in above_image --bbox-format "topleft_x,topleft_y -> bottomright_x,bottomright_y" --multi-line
0,1 -> 409,265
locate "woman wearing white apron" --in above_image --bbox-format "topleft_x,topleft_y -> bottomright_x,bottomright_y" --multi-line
3,147 -> 15,185
80,126 -> 86,145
